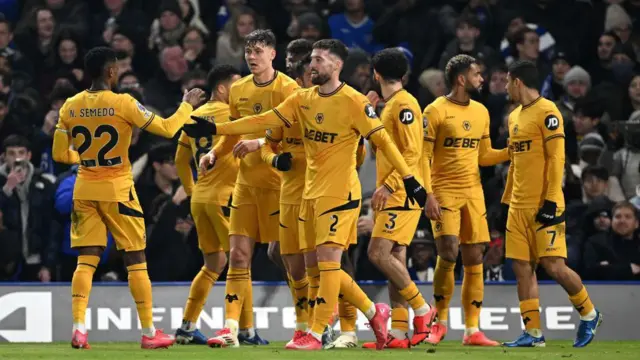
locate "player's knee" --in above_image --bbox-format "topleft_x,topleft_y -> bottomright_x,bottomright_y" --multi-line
460,244 -> 485,265
367,242 -> 385,266
539,257 -> 565,279
229,246 -> 251,268
122,250 -> 146,267
436,236 -> 458,262
204,251 -> 227,273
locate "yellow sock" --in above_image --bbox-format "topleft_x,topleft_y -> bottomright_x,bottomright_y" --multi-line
292,276 -> 310,329
311,261 -> 342,335
433,256 -> 455,322
462,264 -> 483,329
183,266 -> 219,323
225,267 -> 250,323
71,255 -> 99,324
520,298 -> 541,331
391,307 -> 409,334
398,282 -> 428,315
306,266 -> 320,330
338,297 -> 357,333
239,273 -> 254,329
338,269 -> 373,314
568,286 -> 595,317
127,263 -> 153,329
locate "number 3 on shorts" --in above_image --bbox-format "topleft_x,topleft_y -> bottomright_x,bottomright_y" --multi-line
547,230 -> 557,246
385,213 -> 397,230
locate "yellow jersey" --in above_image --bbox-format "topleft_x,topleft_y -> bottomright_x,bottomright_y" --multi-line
423,96 -> 507,199
265,123 -> 306,205
375,89 -> 423,209
504,97 -> 565,209
176,101 -> 239,204
228,71 -> 299,190
54,89 -> 193,202
214,83 -> 414,201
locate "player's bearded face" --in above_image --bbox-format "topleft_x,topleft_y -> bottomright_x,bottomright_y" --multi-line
310,49 -> 339,85
245,43 -> 274,74
505,74 -> 519,101
464,64 -> 483,94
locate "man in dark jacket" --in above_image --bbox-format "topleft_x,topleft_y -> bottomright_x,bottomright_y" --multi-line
0,135 -> 56,281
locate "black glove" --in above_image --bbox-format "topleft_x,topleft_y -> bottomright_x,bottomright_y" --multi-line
183,115 -> 217,137
536,200 -> 557,224
272,152 -> 292,171
498,203 -> 509,232
403,176 -> 427,207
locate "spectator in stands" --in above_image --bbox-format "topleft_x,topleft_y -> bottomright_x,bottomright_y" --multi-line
0,207 -> 23,281
438,14 -> 497,71
512,27 -> 550,83
29,0 -> 88,38
541,51 -> 571,101
110,25 -> 155,82
146,187 -> 201,281
0,135 -> 56,282
181,69 -> 206,94
589,31 -> 619,86
0,15 -> 33,78
408,228 -> 436,282
611,44 -> 637,87
181,27 -> 212,72
583,201 -> 640,280
91,0 -> 150,48
14,7 -> 57,79
328,0 -> 382,54
605,4 -> 638,60
484,231 -> 506,282
41,30 -> 86,93
612,116 -> 640,199
296,11 -> 323,43
135,143 -> 180,225
623,74 -> 640,120
341,48 -> 371,94
417,68 -> 446,107
115,50 -> 132,76
216,5 -> 258,73
556,66 -> 591,129
143,45 -> 188,116
499,13 -> 555,66
148,0 -> 187,53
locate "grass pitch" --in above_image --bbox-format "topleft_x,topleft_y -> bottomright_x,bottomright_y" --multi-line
1,341 -> 638,360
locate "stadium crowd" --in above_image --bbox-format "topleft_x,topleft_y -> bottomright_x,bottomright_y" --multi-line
0,0 -> 639,283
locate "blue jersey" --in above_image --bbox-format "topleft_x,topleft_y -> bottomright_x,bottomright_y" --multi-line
328,14 -> 383,55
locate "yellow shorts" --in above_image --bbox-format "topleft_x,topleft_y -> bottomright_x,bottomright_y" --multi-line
279,204 -> 302,255
430,195 -> 489,244
71,194 -> 145,252
191,202 -> 231,253
229,184 -> 280,243
505,207 -> 567,262
299,196 -> 360,251
372,209 -> 421,245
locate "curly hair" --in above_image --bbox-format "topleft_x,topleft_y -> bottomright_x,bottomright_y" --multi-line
444,54 -> 476,87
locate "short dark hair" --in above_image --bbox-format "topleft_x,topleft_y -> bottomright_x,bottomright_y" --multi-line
2,134 -> 31,153
313,39 -> 348,62
287,38 -> 313,60
372,48 -> 408,82
244,29 -> 276,48
148,142 -> 175,164
612,201 -> 639,219
182,69 -> 207,87
602,30 -> 621,44
207,64 -> 241,94
444,54 -> 477,87
49,83 -> 77,104
507,60 -> 539,89
581,165 -> 609,182
84,47 -> 117,80
574,95 -> 605,119
456,13 -> 480,30
513,27 -> 537,45
291,54 -> 311,80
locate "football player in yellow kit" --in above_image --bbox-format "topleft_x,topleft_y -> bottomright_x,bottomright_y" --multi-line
502,60 -> 601,348
423,55 -> 507,346
174,65 -> 241,344
52,47 -> 205,349
362,48 -> 437,349
190,39 -> 428,351
185,30 -> 298,348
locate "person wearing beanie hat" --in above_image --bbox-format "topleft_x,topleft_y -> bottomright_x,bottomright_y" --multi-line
149,0 -> 187,52
541,50 -> 572,101
554,65 -> 590,133
297,12 -> 323,42
605,4 -> 632,44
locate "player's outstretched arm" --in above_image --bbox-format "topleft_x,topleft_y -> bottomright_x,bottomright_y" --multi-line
52,107 -> 79,164
175,131 -> 195,196
478,137 -> 509,166
128,89 -> 204,138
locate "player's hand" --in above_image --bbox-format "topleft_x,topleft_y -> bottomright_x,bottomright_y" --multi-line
233,139 -> 261,158
535,200 -> 557,225
272,152 -> 292,171
371,185 -> 392,212
198,151 -> 216,172
184,115 -> 217,138
403,175 -> 427,207
631,263 -> 640,275
366,90 -> 381,107
424,193 -> 441,220
183,88 -> 206,107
